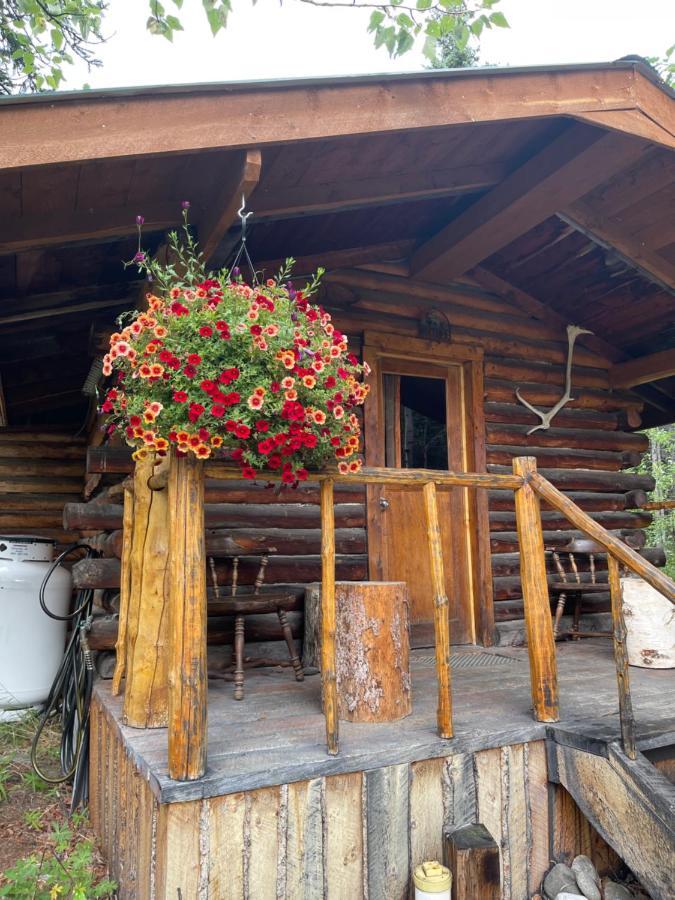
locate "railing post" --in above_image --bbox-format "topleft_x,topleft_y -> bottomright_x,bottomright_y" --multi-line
512,457 -> 559,722
320,478 -> 339,755
112,479 -> 134,696
422,481 -> 453,739
167,451 -> 208,780
607,555 -> 636,759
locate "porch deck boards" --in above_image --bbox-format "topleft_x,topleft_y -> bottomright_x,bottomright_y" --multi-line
95,641 -> 675,803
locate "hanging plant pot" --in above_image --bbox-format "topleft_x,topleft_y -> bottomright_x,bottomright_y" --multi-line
101,208 -> 370,485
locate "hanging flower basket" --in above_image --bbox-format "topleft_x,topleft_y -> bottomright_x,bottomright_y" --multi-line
101,207 -> 370,484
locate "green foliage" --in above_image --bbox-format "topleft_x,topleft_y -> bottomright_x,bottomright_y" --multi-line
0,839 -> 117,898
633,425 -> 675,579
1,0 -> 507,94
647,44 -> 675,87
21,769 -> 53,793
24,808 -> 46,831
425,8 -> 479,68
0,0 -> 106,94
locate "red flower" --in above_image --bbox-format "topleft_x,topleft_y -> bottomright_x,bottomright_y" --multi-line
296,468 -> 308,481
257,439 -> 274,455
188,402 -> 205,422
281,470 -> 296,484
173,390 -> 188,403
101,399 -> 114,413
215,321 -> 229,331
200,380 -> 216,394
159,350 -> 173,362
270,382 -> 281,393
199,326 -> 213,338
347,353 -> 359,365
183,364 -> 197,379
231,448 -> 244,460
226,392 -> 240,406
255,420 -> 269,432
187,354 -> 202,366
198,428 -> 210,441
250,324 -> 263,336
236,423 -> 251,439
242,466 -> 256,479
324,376 -> 336,389
225,420 -> 237,432
211,404 -> 225,418
129,415 -> 141,427
268,454 -> 282,469
337,368 -> 349,379
170,301 -> 189,316
303,433 -> 318,449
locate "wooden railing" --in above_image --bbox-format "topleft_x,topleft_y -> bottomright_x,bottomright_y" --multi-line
137,453 -> 674,779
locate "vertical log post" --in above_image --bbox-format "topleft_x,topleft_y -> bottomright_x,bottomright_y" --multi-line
167,452 -> 208,781
512,457 -> 559,722
422,481 -> 453,739
320,478 -> 339,755
123,454 -> 170,727
608,554 -> 636,759
111,481 -> 134,696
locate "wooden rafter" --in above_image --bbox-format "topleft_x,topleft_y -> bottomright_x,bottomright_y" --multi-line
561,204 -> 675,291
410,125 -> 650,283
198,149 -> 262,265
256,239 -> 415,277
0,65 -> 668,171
0,162 -> 507,256
611,348 -> 675,389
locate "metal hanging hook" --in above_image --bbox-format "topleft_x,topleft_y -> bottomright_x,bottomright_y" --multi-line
238,193 -> 253,242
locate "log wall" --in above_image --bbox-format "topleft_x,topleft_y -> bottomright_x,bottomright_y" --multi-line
68,274 -> 659,646
0,429 -> 85,544
90,691 -> 620,900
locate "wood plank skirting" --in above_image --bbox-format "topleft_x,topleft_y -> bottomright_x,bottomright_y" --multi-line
92,691 -> 557,900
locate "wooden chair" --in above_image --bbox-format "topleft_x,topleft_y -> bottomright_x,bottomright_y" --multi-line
548,538 -> 614,640
207,547 -> 304,700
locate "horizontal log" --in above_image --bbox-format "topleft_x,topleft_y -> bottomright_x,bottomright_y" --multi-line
486,423 -> 647,453
487,445 -> 640,472
0,430 -> 85,444
491,547 -> 665,577
529,472 -> 675,601
493,594 -> 612,622
487,490 -> 649,513
485,378 -> 643,412
0,442 -> 86,460
488,465 -> 655,493
90,527 -> 367,559
0,492 -> 82,511
490,529 -> 646,554
0,459 -> 84,478
64,501 -> 367,532
489,509 -> 652,532
484,358 -> 611,390
0,477 -> 83,494
72,554 -> 367,590
484,401 -> 619,431
87,610 -> 303,652
0,511 -> 76,529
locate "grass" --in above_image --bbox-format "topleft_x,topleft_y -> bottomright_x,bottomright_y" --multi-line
0,711 -> 116,899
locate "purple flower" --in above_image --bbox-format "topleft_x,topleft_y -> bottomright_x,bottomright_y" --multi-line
133,251 -> 146,263
232,267 -> 240,278
181,200 -> 190,210
291,312 -> 298,323
136,215 -> 144,226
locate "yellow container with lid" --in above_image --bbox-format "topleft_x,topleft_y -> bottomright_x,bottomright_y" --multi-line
413,860 -> 452,899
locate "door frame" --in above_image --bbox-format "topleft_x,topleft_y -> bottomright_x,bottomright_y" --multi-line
362,331 -> 495,646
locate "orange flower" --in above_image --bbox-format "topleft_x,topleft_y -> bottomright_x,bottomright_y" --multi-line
132,448 -> 150,461
139,364 -> 153,378
333,405 -> 344,420
248,395 -> 264,409
149,363 -> 164,377
142,431 -> 156,445
169,287 -> 182,300
281,377 -> 295,389
337,461 -> 349,474
302,375 -> 316,389
194,443 -> 211,458
154,325 -> 167,338
254,387 -> 266,397
210,435 -> 224,448
154,438 -> 169,452
313,410 -> 326,425
143,410 -> 156,423
176,430 -> 190,443
284,389 -> 297,402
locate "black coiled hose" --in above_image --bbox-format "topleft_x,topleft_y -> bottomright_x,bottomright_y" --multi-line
30,542 -> 99,811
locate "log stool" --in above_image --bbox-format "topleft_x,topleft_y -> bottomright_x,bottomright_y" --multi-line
304,581 -> 411,723
208,551 -> 304,700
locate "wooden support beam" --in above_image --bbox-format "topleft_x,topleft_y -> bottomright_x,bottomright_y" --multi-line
443,824 -> 500,900
252,162 -> 508,220
410,126 -> 649,283
256,239 -> 415,277
0,66 -> 664,171
610,347 -> 675,389
0,295 -> 135,327
320,478 -> 339,755
167,452 -> 208,781
512,457 -> 559,723
422,481 -> 453,740
111,483 -> 134,696
198,149 -> 262,265
561,205 -> 675,291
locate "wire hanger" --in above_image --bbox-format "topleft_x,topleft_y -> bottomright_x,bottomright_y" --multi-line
229,193 -> 258,284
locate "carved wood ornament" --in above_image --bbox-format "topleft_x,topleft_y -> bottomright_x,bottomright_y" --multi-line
515,324 -> 593,434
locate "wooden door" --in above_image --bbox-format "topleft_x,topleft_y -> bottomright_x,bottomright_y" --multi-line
364,334 -> 493,647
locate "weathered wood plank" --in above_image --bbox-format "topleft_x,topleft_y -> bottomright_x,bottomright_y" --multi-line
410,758 -> 445,872
366,764 -> 410,900
155,800 -> 203,900
245,787 -> 281,900
325,772 -> 364,900
284,778 -> 325,900
208,792 -> 246,899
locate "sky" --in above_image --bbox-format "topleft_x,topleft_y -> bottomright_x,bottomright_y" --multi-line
69,0 -> 673,90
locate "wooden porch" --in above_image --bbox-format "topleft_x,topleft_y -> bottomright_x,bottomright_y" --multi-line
89,640 -> 675,899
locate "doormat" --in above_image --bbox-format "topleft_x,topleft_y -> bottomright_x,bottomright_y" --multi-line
412,649 -> 523,669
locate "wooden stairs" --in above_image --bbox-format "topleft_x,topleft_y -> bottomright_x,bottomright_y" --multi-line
547,725 -> 675,900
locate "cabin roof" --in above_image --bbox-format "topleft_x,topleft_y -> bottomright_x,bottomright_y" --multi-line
0,60 -> 674,426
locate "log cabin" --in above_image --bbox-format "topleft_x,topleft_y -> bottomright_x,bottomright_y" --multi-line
1,60 -> 674,899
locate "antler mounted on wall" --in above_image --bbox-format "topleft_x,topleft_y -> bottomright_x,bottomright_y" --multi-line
515,324 -> 593,434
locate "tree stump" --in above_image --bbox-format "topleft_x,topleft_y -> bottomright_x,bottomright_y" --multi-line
304,581 -> 411,723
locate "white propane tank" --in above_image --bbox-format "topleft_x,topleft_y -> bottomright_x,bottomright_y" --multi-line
0,535 -> 72,720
